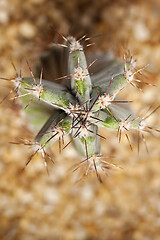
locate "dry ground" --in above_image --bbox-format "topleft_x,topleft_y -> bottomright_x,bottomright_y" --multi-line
0,0 -> 160,239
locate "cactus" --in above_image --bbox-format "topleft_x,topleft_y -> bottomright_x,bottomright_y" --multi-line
2,34 -> 160,181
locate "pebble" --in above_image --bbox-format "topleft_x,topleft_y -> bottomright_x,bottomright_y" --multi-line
19,22 -> 36,39
133,21 -> 150,42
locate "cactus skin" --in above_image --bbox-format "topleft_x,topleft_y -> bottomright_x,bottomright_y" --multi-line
8,35 -> 158,180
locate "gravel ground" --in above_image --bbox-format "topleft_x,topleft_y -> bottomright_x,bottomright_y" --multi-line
0,0 -> 160,239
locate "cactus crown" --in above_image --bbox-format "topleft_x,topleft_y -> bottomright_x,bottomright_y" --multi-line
2,34 -> 159,181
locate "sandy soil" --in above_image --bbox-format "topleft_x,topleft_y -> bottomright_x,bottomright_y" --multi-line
0,0 -> 160,239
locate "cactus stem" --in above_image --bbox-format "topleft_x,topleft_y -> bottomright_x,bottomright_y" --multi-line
3,32 -> 159,181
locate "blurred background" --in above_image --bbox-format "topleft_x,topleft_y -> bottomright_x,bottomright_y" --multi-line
0,0 -> 160,239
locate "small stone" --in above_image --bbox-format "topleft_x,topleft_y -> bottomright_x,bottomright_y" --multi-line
133,21 -> 150,42
0,11 -> 9,24
19,22 -> 36,39
0,0 -> 9,24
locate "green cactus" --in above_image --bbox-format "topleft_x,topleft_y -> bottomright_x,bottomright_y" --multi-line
2,34 -> 159,181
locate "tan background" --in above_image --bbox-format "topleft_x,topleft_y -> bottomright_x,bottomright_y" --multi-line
0,0 -> 160,239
